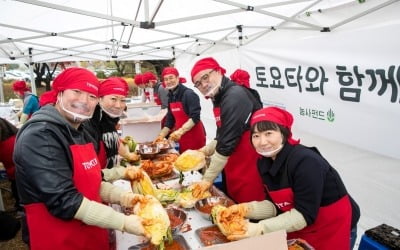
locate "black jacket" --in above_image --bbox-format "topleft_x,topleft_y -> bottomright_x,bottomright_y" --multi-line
14,105 -> 98,220
213,76 -> 262,156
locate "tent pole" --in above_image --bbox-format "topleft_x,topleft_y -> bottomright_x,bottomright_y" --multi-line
28,48 -> 37,95
0,65 -> 5,103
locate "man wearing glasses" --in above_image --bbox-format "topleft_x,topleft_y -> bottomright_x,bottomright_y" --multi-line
189,57 -> 265,203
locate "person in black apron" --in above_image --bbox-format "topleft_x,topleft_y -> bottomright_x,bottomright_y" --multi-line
14,68 -> 149,250
215,107 -> 360,250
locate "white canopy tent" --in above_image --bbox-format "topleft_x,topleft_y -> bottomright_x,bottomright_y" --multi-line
1,0 -> 399,247
0,0 -> 396,63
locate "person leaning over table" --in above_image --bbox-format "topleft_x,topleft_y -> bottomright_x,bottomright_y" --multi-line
217,106 -> 360,250
154,66 -> 206,153
14,67 -> 150,250
189,57 -> 265,203
12,80 -> 40,126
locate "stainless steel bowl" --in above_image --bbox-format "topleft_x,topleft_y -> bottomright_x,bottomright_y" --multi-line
166,207 -> 187,234
138,143 -> 160,159
194,196 -> 232,221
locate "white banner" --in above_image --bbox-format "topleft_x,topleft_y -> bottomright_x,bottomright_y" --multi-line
238,14 -> 400,160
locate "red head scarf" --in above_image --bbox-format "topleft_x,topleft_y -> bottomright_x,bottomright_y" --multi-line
39,91 -> 55,107
99,77 -> 129,97
230,69 -> 250,88
12,80 -> 30,96
251,107 -> 300,145
190,57 -> 226,83
161,67 -> 186,87
142,72 -> 157,84
134,73 -> 145,86
44,67 -> 100,104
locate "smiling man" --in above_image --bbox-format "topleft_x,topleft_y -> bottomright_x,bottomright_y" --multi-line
14,67 -> 149,250
189,57 -> 265,204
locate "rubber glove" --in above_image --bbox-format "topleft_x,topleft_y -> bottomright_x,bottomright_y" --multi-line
190,180 -> 212,199
169,119 -> 196,141
102,166 -> 143,182
124,166 -> 144,181
227,221 -> 263,241
124,214 -> 150,237
199,140 -> 217,157
226,201 -> 277,220
154,127 -> 171,143
118,141 -> 140,162
202,151 -> 229,183
257,208 -> 307,234
100,181 -> 144,207
74,197 -> 149,237
102,166 -> 126,182
169,128 -> 184,141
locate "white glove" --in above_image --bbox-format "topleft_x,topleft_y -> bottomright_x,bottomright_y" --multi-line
189,180 -> 212,199
169,119 -> 195,141
100,181 -> 144,207
258,208 -> 307,234
154,127 -> 171,142
74,197 -> 149,237
199,140 -> 217,157
124,214 -> 149,237
102,166 -> 126,182
202,151 -> 228,183
227,221 -> 263,241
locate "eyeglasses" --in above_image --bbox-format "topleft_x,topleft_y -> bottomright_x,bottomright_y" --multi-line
194,70 -> 214,89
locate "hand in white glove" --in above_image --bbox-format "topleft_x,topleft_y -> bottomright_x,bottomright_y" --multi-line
199,140 -> 217,157
118,142 -> 140,162
120,191 -> 144,208
169,128 -> 184,141
154,127 -> 171,143
124,214 -> 150,237
189,180 -> 212,199
227,221 -> 263,241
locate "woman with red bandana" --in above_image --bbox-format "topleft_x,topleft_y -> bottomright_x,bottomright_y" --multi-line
189,57 -> 265,203
14,68 -> 149,250
12,80 -> 39,126
154,66 -> 206,153
216,106 -> 360,250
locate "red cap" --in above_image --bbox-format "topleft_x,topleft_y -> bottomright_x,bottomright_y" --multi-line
190,57 -> 226,82
161,67 -> 186,87
162,67 -> 179,78
99,77 -> 129,97
134,74 -> 145,86
230,69 -> 250,88
44,67 -> 100,104
39,91 -> 55,106
12,80 -> 29,96
142,71 -> 157,84
251,107 -> 300,145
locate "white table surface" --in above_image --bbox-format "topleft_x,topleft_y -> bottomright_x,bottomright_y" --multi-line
113,171 -> 215,250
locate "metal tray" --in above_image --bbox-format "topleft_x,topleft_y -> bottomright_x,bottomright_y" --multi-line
287,239 -> 315,250
128,235 -> 191,250
195,225 -> 230,247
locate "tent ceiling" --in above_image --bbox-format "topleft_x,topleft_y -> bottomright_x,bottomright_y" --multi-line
0,0 -> 397,63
